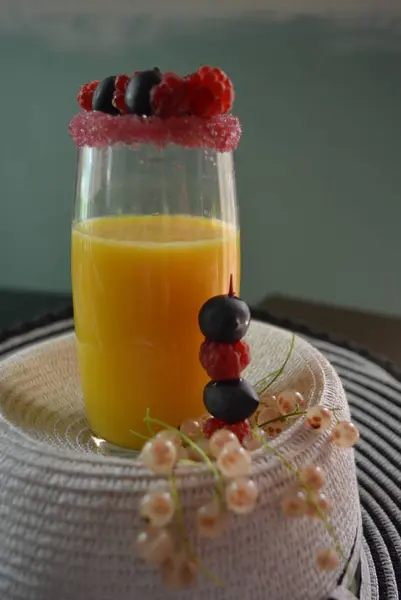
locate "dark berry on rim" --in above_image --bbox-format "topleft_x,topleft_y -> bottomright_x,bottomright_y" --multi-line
203,379 -> 259,424
198,294 -> 250,343
125,68 -> 162,116
92,76 -> 119,115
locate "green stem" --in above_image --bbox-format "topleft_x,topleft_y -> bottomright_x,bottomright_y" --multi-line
129,430 -> 152,442
256,433 -> 353,589
169,475 -> 190,553
257,406 -> 343,430
258,409 -> 307,429
257,434 -> 300,476
254,367 -> 281,389
314,503 -> 354,590
259,334 -> 295,395
169,475 -> 224,587
145,415 -> 224,501
145,408 -> 156,437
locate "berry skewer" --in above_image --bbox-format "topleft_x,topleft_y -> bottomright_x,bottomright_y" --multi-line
198,276 -> 259,443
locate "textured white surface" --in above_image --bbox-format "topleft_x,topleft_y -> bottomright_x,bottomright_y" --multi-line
0,321 -> 364,600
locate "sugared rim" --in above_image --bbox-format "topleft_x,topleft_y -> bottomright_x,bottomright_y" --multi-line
69,111 -> 241,152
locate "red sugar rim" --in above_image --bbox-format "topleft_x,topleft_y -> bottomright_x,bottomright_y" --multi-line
69,111 -> 241,153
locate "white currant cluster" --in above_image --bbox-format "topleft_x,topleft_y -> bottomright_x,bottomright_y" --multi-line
196,432 -> 259,540
281,464 -> 340,571
254,388 -> 360,450
305,405 -> 360,448
282,464 -> 330,519
137,429 -> 197,589
135,385 -> 360,587
136,422 -> 259,589
253,389 -> 306,438
278,400 -> 359,573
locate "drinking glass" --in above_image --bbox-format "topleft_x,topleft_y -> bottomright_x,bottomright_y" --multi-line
72,143 -> 239,450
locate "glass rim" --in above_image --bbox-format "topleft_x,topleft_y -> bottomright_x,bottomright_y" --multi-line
69,111 -> 242,153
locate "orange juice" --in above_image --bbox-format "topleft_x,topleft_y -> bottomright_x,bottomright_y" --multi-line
71,214 -> 239,449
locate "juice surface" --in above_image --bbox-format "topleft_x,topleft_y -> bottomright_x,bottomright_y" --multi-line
71,214 -> 239,449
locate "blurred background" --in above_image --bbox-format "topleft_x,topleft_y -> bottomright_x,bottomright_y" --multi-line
1,1 -> 401,359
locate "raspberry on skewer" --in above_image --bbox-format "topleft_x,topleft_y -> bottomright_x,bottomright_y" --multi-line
199,340 -> 250,380
204,417 -> 251,444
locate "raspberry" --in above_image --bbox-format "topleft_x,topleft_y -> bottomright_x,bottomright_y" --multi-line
77,80 -> 99,112
199,340 -> 250,380
204,417 -> 225,439
112,74 -> 130,114
115,75 -> 130,93
204,417 -> 251,444
151,72 -> 190,118
186,66 -> 234,118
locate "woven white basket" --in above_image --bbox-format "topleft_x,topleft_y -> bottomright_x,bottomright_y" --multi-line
0,321 -> 364,600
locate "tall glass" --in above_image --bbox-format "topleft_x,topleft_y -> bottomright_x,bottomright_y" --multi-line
72,143 -> 239,450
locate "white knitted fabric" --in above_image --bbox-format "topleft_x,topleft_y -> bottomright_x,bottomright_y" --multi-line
0,322 -> 367,600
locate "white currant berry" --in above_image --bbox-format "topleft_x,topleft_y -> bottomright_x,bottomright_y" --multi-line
330,420 -> 360,448
281,489 -> 308,518
161,553 -> 197,589
294,390 -> 307,408
305,406 -> 332,431
259,392 -> 278,410
141,438 -> 177,476
316,548 -> 340,571
180,419 -> 202,439
243,429 -> 263,451
225,477 -> 259,515
257,407 -> 284,438
177,446 -> 190,461
156,429 -> 182,449
217,441 -> 252,478
197,499 -> 227,539
136,528 -> 174,565
257,406 -> 281,427
139,490 -> 175,528
209,429 -> 239,458
198,412 -> 211,424
277,390 -> 298,415
265,421 -> 285,439
300,464 -> 325,490
188,437 -> 212,462
306,492 -> 332,518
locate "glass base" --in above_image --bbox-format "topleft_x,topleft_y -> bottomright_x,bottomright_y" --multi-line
91,435 -> 140,459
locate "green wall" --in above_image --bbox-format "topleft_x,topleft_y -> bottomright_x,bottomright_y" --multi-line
1,13 -> 401,314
